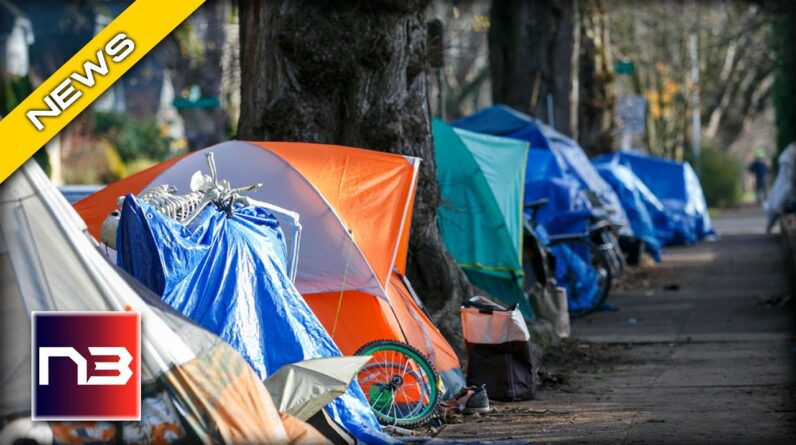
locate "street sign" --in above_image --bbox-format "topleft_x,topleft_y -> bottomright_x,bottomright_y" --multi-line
616,95 -> 646,135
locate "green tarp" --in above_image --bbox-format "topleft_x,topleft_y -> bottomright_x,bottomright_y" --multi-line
433,120 -> 533,318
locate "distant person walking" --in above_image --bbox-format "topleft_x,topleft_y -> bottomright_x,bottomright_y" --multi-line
748,148 -> 769,205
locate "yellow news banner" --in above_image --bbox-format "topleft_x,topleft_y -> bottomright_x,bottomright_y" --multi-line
0,0 -> 205,183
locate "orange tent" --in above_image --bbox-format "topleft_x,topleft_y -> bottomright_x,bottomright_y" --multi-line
75,141 -> 465,396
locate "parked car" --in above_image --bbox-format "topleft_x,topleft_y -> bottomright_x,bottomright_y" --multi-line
58,185 -> 104,204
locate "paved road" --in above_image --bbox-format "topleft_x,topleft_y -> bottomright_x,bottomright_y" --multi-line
439,208 -> 795,444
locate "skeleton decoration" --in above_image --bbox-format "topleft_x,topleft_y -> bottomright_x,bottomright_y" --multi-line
100,153 -> 263,248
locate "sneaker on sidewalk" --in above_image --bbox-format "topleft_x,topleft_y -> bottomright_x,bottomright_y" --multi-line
439,385 -> 490,415
462,385 -> 490,414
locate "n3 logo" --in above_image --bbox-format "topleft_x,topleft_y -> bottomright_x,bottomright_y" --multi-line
38,346 -> 133,386
32,312 -> 141,421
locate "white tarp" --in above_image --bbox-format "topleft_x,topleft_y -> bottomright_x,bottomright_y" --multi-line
1,161 -> 198,416
1,161 -> 295,444
766,143 -> 796,233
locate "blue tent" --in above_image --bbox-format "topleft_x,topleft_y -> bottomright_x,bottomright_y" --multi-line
594,151 -> 715,244
593,160 -> 665,261
454,105 -> 630,232
116,196 -> 388,444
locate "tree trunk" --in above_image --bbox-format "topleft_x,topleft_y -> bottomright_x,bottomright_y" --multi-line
489,0 -> 580,138
770,1 -> 796,151
577,0 -> 614,156
237,0 -> 473,353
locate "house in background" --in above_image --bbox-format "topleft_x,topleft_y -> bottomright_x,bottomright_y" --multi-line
0,0 -> 33,77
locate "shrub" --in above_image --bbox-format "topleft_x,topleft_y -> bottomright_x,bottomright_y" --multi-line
689,145 -> 743,208
93,111 -> 173,163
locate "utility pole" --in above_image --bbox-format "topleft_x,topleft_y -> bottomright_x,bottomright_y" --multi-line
689,7 -> 701,168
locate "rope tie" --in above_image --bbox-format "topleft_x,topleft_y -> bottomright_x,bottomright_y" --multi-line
331,228 -> 354,339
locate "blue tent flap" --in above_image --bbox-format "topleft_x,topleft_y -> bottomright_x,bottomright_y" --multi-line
595,152 -> 715,245
594,161 -> 663,261
116,196 -> 388,443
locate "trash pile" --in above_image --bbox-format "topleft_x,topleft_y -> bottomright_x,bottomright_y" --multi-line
1,111 -> 717,443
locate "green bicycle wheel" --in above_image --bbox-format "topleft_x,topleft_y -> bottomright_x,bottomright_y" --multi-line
354,340 -> 440,428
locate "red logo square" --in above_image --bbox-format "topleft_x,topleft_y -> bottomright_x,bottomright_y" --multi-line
32,311 -> 141,421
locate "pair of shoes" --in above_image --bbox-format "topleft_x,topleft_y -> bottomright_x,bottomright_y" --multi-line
439,385 -> 490,415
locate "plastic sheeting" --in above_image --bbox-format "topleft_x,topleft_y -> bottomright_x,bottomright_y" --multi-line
453,105 -> 631,231
433,120 -> 532,317
595,152 -> 715,245
594,161 -> 665,261
115,196 -> 387,444
549,242 -> 602,312
264,356 -> 372,421
525,175 -> 595,236
765,143 -> 796,232
522,157 -> 602,312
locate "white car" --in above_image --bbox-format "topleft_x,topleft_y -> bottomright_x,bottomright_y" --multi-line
58,185 -> 104,204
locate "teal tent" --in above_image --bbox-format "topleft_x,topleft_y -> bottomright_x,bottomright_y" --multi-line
433,120 -> 533,318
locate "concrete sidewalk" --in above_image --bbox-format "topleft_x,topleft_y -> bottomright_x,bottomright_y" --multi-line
439,208 -> 795,444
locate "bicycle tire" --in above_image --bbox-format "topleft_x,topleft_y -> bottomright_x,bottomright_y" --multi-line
549,238 -> 613,316
591,229 -> 625,277
603,231 -> 627,276
354,340 -> 440,428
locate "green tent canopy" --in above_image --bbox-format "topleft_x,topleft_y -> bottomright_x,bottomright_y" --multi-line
433,119 -> 533,318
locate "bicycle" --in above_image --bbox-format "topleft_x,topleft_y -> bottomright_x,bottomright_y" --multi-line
354,340 -> 440,428
581,190 -> 629,276
523,198 -> 614,316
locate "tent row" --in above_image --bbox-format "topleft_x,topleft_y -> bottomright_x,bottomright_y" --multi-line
2,105 -> 715,443
4,142 -> 471,443
434,105 -> 714,316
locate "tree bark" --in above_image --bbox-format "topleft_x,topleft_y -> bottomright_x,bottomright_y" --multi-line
577,0 -> 614,156
489,0 -> 580,138
772,1 -> 796,150
237,0 -> 473,353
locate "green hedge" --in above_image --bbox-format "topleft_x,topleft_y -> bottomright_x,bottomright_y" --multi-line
690,146 -> 743,208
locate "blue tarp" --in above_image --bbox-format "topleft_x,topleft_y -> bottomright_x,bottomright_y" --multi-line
530,222 -> 602,312
454,105 -> 631,232
116,196 -> 388,443
550,242 -> 602,312
594,152 -> 715,245
525,174 -> 595,236
593,161 -> 664,261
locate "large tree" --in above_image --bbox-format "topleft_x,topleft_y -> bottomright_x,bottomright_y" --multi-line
237,0 -> 472,350
489,0 -> 581,138
771,0 -> 796,151
577,0 -> 615,156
